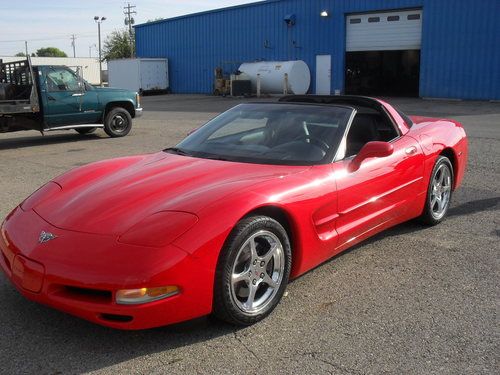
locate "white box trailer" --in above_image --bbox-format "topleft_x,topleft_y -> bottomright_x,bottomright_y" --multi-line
0,56 -> 104,85
108,58 -> 169,94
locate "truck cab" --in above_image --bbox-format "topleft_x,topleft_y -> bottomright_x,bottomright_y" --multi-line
0,58 -> 142,137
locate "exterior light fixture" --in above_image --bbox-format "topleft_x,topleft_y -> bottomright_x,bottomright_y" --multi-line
320,10 -> 329,17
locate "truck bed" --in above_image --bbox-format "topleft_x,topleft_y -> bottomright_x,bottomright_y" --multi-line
0,58 -> 39,114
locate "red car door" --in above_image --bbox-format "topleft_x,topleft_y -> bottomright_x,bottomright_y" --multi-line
333,134 -> 424,250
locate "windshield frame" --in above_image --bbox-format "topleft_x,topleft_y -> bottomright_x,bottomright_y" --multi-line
168,102 -> 356,166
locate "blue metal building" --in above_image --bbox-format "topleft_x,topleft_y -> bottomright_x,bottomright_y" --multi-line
135,0 -> 500,100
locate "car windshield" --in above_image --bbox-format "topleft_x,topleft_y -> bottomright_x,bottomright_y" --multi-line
170,103 -> 354,165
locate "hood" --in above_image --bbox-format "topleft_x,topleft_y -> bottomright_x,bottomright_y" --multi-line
93,87 -> 131,93
33,152 -> 309,235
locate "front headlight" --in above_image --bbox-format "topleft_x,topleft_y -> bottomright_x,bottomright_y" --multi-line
118,211 -> 198,247
20,182 -> 62,211
1,221 -> 9,247
116,286 -> 180,305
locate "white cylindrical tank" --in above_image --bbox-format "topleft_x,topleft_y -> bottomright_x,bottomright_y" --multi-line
238,60 -> 310,95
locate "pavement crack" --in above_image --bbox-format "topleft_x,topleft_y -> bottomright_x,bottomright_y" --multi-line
233,332 -> 259,360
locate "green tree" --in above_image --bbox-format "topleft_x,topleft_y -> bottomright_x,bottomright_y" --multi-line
103,30 -> 133,60
15,52 -> 26,57
35,47 -> 67,57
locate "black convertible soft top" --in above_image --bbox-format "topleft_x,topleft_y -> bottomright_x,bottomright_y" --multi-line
279,95 -> 413,127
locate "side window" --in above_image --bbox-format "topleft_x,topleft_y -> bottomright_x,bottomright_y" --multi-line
46,68 -> 80,92
345,114 -> 380,157
345,113 -> 398,157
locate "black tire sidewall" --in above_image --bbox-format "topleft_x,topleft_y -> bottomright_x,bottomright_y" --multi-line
213,215 -> 292,326
104,107 -> 132,137
420,156 -> 454,225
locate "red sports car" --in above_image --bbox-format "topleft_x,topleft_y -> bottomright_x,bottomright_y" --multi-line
0,96 -> 467,329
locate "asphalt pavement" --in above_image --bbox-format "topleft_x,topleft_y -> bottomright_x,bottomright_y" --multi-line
0,95 -> 498,375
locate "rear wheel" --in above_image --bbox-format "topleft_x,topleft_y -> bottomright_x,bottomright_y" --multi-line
75,127 -> 97,135
104,107 -> 132,138
213,216 -> 291,326
420,156 -> 453,225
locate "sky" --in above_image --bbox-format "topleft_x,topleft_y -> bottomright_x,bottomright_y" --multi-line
0,0 -> 263,57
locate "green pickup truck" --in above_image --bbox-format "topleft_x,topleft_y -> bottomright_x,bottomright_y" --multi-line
0,58 -> 142,137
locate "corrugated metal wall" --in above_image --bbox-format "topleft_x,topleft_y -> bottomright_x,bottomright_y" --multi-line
135,0 -> 500,100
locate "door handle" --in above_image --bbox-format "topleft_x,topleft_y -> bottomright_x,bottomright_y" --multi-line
405,146 -> 417,155
72,93 -> 84,97
47,95 -> 56,101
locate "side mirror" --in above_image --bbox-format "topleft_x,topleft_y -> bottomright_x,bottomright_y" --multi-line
348,141 -> 394,172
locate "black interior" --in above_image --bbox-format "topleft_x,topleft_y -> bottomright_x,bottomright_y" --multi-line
345,112 -> 399,157
279,96 -> 401,158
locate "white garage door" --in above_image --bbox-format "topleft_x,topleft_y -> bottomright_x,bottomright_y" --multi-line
346,9 -> 422,52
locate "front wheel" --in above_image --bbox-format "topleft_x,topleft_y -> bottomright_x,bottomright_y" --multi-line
213,216 -> 292,326
104,107 -> 132,138
420,156 -> 454,225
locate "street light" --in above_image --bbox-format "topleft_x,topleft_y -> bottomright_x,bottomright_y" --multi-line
94,16 -> 106,86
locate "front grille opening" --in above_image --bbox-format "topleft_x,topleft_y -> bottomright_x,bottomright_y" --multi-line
100,313 -> 133,323
54,285 -> 112,304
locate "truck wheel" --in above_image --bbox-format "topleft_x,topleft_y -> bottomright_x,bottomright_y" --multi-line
104,107 -> 132,137
75,127 -> 97,135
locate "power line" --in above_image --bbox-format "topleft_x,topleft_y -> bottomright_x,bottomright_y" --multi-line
0,33 -> 96,43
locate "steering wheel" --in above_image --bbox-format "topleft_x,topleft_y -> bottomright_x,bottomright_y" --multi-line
297,134 -> 330,152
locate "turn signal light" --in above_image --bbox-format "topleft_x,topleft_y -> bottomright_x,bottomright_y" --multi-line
115,286 -> 179,305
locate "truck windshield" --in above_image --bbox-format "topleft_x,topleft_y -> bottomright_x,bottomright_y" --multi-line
170,103 -> 354,165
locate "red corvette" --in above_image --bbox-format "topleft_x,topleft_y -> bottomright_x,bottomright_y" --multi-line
0,96 -> 467,329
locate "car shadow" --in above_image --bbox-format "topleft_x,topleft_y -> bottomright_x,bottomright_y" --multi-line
0,133 -> 102,151
0,289 -> 240,373
1,196 -> 497,373
447,196 -> 500,217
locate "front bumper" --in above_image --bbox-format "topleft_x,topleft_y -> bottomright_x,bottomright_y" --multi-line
0,207 -> 213,330
134,107 -> 143,118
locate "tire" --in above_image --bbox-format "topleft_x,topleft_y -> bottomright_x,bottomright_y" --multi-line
75,127 -> 97,135
419,156 -> 454,226
213,216 -> 292,326
103,107 -> 132,138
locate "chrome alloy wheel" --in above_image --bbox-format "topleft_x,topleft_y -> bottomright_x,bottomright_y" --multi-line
430,163 -> 452,219
110,113 -> 129,133
230,230 -> 285,315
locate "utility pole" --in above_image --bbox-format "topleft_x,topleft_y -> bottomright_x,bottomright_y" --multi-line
70,34 -> 77,57
94,16 -> 106,86
24,41 -> 28,56
123,3 -> 136,58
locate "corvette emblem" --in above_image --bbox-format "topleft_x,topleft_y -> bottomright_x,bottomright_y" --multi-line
39,231 -> 57,244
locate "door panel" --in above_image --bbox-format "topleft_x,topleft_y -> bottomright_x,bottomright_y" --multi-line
315,55 -> 331,95
44,67 -> 99,126
334,135 -> 424,247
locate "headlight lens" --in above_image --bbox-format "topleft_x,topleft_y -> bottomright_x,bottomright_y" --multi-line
118,211 -> 198,247
116,286 -> 179,305
0,221 -> 9,247
20,182 -> 62,211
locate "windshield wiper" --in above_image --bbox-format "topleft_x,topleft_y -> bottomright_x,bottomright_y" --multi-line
164,147 -> 192,156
